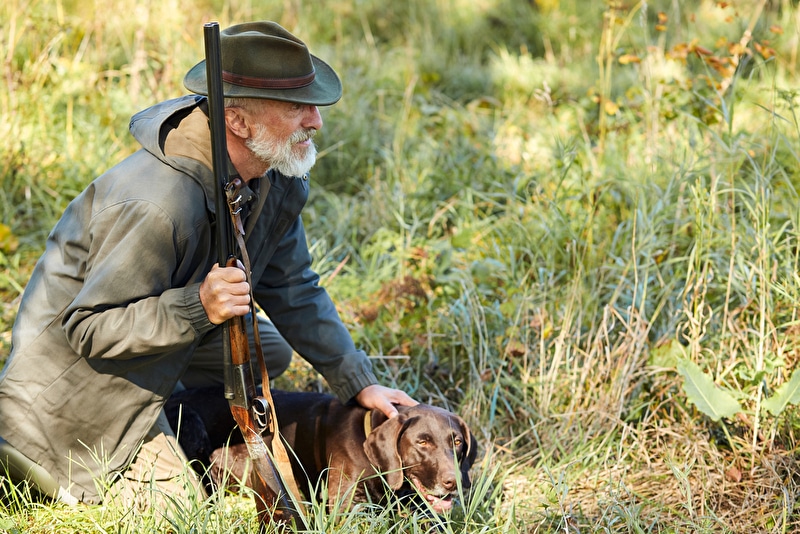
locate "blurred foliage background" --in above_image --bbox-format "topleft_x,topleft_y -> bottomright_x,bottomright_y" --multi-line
2,0 -> 800,531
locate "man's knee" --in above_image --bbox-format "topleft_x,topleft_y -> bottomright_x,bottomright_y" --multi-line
256,315 -> 293,378
265,338 -> 293,378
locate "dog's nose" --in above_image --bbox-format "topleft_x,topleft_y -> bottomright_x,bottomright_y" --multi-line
442,474 -> 457,492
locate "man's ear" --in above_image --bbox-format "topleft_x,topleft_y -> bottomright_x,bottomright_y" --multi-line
224,107 -> 251,139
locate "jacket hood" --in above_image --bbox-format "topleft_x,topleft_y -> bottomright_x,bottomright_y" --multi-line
129,95 -> 219,213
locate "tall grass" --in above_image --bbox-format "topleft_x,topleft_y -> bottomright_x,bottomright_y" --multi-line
2,0 -> 800,531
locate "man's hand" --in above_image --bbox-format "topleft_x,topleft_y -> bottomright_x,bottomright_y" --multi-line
199,262 -> 251,324
355,384 -> 417,419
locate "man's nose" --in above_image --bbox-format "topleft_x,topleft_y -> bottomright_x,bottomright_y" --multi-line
303,105 -> 323,130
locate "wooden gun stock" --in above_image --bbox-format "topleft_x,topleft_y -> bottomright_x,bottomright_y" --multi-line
225,258 -> 301,526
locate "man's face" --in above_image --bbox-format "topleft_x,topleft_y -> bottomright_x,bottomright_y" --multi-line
245,100 -> 323,177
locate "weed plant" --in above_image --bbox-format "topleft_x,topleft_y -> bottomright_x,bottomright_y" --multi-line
2,0 -> 800,532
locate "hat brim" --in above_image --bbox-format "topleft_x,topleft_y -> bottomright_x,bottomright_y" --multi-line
183,54 -> 342,106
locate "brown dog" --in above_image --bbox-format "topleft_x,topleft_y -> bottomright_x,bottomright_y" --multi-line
165,388 -> 477,513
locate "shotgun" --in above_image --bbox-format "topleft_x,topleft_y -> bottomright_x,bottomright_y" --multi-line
202,22 -> 306,529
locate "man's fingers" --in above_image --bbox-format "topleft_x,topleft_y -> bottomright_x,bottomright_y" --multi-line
214,265 -> 247,284
210,262 -> 248,282
393,391 -> 418,407
355,384 -> 418,419
382,401 -> 399,419
200,263 -> 252,324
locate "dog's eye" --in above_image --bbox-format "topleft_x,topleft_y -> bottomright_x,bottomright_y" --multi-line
453,437 -> 463,447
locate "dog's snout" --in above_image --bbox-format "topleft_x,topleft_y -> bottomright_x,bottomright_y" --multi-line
442,472 -> 457,492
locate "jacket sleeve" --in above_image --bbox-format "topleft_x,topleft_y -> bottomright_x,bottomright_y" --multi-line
61,198 -> 215,360
253,216 -> 378,403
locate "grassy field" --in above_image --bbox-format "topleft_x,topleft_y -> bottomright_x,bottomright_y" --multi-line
2,0 -> 800,532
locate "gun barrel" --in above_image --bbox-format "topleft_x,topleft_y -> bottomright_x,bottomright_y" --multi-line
203,22 -> 230,267
203,22 -> 236,401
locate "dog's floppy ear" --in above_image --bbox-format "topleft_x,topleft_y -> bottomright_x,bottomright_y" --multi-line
462,427 -> 478,468
363,411 -> 408,489
455,415 -> 478,486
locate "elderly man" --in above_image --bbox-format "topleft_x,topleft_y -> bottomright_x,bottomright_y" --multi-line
0,21 -> 415,506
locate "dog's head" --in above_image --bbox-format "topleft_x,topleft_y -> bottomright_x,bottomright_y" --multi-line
363,403 -> 478,513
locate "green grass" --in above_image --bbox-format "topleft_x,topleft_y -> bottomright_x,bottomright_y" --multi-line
3,0 -> 800,531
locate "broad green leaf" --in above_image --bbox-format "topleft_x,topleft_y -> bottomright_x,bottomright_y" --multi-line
677,358 -> 742,422
649,338 -> 685,368
763,368 -> 800,416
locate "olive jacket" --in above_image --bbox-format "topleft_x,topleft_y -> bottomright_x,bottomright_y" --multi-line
0,95 -> 378,502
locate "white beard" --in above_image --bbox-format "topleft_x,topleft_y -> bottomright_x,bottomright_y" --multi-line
247,125 -> 317,177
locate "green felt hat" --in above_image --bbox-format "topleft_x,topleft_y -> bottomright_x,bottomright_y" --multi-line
183,21 -> 342,106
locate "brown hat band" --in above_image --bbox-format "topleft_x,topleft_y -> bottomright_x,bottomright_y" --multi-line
222,69 -> 316,89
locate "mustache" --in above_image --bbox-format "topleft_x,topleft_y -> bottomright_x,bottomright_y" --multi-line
289,128 -> 316,144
